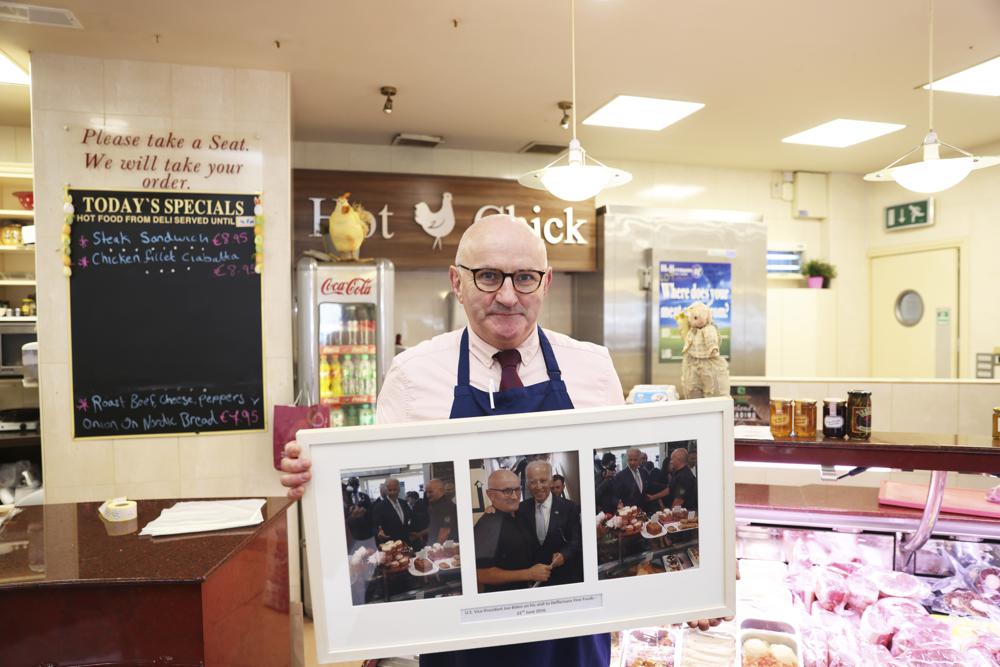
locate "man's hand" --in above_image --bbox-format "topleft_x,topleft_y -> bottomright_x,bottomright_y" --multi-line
348,506 -> 366,520
526,563 -> 552,582
551,553 -> 565,568
279,440 -> 311,500
686,559 -> 739,630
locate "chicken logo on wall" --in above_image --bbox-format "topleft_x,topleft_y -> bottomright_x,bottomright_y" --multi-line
414,192 -> 455,250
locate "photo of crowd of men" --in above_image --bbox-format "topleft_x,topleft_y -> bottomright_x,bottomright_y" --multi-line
594,441 -> 700,580
469,452 -> 584,593
342,461 -> 462,605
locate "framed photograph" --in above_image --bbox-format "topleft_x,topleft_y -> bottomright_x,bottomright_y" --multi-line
298,398 -> 734,663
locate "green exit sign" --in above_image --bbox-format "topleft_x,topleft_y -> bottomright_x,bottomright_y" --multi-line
885,199 -> 934,232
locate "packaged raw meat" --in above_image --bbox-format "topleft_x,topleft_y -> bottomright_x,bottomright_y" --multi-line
813,566 -> 848,611
987,485 -> 1000,505
893,646 -> 968,666
786,569 -> 817,609
971,566 -> 1000,602
965,632 -> 1000,667
889,615 -> 951,657
869,569 -> 932,600
846,570 -> 880,612
798,622 -> 827,667
858,597 -> 927,646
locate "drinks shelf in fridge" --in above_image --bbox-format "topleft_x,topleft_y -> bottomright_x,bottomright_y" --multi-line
320,395 -> 377,407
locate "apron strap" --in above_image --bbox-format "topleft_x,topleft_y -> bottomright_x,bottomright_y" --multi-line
457,328 -> 472,387
537,327 -> 563,381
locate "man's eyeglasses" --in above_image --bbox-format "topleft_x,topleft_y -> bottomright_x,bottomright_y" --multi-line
487,487 -> 522,498
457,265 -> 546,294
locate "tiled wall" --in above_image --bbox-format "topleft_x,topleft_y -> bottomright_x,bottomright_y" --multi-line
30,54 -> 293,504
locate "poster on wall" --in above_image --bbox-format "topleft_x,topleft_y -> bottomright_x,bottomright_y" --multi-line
67,189 -> 265,438
298,399 -> 735,662
657,261 -> 732,363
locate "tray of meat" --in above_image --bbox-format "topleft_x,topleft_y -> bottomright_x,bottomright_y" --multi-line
622,626 -> 680,667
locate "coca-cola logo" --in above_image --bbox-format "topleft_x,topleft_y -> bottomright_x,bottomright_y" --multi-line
321,277 -> 373,296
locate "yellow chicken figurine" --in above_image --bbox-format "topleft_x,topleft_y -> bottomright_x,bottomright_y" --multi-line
328,192 -> 371,260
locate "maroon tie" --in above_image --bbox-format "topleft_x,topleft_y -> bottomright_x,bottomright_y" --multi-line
494,349 -> 524,391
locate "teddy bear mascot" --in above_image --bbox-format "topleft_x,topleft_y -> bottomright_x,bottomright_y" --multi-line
679,302 -> 730,399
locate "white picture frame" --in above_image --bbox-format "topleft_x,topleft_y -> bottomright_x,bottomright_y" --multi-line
298,398 -> 735,663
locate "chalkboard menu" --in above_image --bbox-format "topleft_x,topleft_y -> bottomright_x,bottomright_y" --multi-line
69,189 -> 265,438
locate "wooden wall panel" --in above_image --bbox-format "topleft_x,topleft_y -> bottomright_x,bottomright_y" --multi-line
293,169 -> 600,271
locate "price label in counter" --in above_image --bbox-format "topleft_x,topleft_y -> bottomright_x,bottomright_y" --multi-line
69,189 -> 265,438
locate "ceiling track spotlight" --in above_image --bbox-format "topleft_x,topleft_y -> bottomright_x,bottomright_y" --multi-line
380,86 -> 396,115
558,101 -> 573,129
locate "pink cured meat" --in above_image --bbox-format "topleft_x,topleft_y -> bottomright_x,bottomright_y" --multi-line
827,561 -> 860,577
814,565 -> 849,611
988,485 -> 1000,504
889,616 -> 951,657
859,597 -> 927,646
799,623 -> 828,667
846,570 -> 880,612
870,569 -> 931,600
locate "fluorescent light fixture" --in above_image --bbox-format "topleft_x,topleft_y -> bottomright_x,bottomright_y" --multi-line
0,50 -> 28,86
638,184 -> 704,200
923,55 -> 1000,96
582,95 -> 704,131
783,119 -> 905,148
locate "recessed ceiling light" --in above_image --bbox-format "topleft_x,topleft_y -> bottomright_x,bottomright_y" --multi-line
0,50 -> 28,86
923,55 -> 1000,96
582,95 -> 704,131
782,119 -> 905,148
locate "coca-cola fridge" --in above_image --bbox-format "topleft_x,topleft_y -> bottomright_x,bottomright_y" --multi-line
296,257 -> 395,426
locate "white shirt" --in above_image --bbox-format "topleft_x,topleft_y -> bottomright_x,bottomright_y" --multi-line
376,327 -> 625,424
534,492 -> 553,543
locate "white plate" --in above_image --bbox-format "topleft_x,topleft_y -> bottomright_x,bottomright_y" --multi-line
640,522 -> 669,540
408,558 -> 439,577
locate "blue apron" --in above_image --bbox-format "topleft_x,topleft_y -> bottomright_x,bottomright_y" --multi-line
420,327 -> 610,667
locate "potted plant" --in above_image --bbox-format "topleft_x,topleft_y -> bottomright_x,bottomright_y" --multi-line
802,259 -> 836,288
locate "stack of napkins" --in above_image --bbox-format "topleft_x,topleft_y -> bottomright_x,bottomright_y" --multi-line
139,499 -> 266,537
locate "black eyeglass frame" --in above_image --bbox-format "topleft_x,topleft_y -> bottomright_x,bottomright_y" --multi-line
456,264 -> 548,294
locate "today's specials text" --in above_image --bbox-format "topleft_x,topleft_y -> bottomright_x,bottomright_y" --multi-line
69,189 -> 265,438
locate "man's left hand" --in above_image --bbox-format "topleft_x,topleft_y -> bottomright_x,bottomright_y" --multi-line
551,553 -> 565,568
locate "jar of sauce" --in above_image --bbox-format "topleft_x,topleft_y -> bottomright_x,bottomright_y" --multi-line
770,399 -> 792,437
847,390 -> 872,440
993,407 -> 1000,439
823,399 -> 847,438
793,399 -> 817,438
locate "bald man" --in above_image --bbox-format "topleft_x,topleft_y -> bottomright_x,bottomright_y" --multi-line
282,215 -> 626,666
668,448 -> 698,511
425,478 -> 458,544
474,469 -> 551,592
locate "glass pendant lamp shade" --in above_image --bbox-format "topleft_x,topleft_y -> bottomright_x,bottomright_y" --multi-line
864,0 -> 999,193
517,0 -> 631,201
521,139 -> 630,201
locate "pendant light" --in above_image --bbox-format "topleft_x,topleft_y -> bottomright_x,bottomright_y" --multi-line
518,0 -> 631,201
864,0 -> 1000,193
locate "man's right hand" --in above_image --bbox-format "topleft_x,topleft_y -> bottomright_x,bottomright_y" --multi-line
526,563 -> 552,582
279,440 -> 312,500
